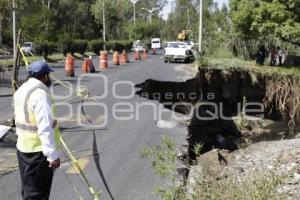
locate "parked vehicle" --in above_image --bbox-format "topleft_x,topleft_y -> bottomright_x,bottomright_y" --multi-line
164,42 -> 194,63
133,40 -> 148,52
21,42 -> 36,55
151,38 -> 161,49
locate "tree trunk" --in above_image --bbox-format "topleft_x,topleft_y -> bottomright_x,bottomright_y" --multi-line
0,18 -> 3,47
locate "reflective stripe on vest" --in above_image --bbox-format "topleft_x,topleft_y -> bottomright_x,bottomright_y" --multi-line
16,123 -> 38,132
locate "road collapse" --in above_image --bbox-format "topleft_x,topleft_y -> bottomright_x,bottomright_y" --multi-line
135,67 -> 300,162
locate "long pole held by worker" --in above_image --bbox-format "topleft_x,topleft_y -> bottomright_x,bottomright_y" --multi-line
198,0 -> 203,53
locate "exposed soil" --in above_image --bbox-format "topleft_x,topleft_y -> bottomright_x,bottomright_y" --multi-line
136,67 -> 300,158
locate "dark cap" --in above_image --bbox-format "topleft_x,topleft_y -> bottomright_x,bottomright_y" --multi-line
27,60 -> 54,76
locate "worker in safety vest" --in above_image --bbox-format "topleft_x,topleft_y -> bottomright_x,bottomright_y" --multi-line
13,60 -> 60,200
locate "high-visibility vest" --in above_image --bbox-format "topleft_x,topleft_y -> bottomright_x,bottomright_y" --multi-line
15,85 -> 60,153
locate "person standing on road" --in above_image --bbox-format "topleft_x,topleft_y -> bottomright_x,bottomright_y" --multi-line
256,45 -> 266,65
13,60 -> 61,200
270,46 -> 277,66
277,47 -> 283,66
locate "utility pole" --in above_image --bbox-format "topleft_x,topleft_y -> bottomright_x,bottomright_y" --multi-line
187,6 -> 190,28
130,0 -> 139,28
198,0 -> 203,53
102,0 -> 106,50
13,0 -> 16,59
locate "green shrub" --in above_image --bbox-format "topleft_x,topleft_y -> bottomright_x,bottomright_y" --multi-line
35,41 -> 56,58
105,41 -> 117,52
121,40 -> 133,52
89,40 -> 104,55
0,60 -> 14,72
88,40 -> 133,53
141,135 -> 289,200
105,40 -> 133,52
58,38 -> 75,56
73,39 -> 88,55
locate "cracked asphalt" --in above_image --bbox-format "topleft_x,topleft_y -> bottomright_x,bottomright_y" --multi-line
0,51 -> 192,200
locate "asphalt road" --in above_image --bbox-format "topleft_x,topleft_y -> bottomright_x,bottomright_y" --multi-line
0,51 -> 192,200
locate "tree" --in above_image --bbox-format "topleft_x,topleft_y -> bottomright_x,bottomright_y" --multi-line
230,0 -> 300,47
91,0 -> 167,40
91,0 -> 134,40
0,0 -> 11,46
125,18 -> 163,41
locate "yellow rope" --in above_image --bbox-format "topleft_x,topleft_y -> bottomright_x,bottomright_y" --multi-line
50,74 -> 73,90
18,44 -> 29,68
60,136 -> 100,200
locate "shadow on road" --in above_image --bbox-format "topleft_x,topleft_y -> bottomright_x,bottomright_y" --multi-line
92,132 -> 115,200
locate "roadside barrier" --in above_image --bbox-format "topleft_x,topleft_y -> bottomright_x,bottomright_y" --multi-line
142,48 -> 148,60
134,50 -> 140,61
120,50 -> 128,65
113,51 -> 120,65
100,51 -> 108,69
82,58 -> 95,73
65,55 -> 75,77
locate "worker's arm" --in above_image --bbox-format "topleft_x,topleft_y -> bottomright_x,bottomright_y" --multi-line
32,90 -> 59,162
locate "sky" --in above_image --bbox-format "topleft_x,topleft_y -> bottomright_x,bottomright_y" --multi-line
160,0 -> 229,20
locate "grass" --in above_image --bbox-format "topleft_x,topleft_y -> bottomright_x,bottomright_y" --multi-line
190,169 -> 288,200
84,51 -> 97,57
141,135 -> 290,200
0,56 -> 44,71
209,47 -> 235,59
200,57 -> 300,80
47,53 -> 65,62
0,60 -> 14,72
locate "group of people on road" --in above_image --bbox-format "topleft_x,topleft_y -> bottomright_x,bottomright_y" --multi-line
256,45 -> 284,66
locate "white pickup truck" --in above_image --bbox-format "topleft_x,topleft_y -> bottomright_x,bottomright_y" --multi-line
164,42 -> 194,63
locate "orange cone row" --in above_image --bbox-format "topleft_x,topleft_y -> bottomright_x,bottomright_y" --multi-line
65,48 -> 152,76
142,48 -> 148,60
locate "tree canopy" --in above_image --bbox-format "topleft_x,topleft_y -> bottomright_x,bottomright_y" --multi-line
230,0 -> 300,46
0,0 -> 299,58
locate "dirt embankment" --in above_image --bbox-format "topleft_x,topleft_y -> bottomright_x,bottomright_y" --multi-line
136,67 -> 300,156
136,65 -> 300,198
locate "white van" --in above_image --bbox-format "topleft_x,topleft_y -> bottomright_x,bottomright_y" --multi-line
151,38 -> 161,49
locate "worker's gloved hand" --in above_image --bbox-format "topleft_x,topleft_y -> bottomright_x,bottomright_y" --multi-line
49,159 -> 60,169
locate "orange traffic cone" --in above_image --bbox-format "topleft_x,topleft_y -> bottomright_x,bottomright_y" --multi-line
134,50 -> 140,61
88,56 -> 96,73
82,59 -> 89,73
113,51 -> 120,65
82,58 -> 96,73
120,50 -> 127,65
100,51 -> 108,69
142,48 -> 148,60
65,55 -> 75,77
